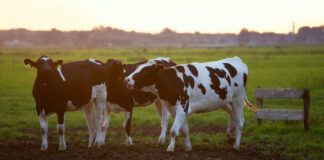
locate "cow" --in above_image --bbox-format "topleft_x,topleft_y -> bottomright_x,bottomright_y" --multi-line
24,56 -> 108,150
100,57 -> 175,146
124,56 -> 259,151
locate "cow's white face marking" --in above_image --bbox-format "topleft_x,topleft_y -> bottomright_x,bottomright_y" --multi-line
89,59 -> 101,65
41,57 -> 50,61
57,68 -> 66,81
125,60 -> 156,88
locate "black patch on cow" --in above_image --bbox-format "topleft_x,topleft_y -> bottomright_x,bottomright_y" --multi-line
226,76 -> 231,86
176,65 -> 195,89
132,66 -> 158,90
206,66 -> 227,100
187,64 -> 198,77
223,63 -> 237,78
215,69 -> 226,78
132,90 -> 156,105
243,73 -> 247,87
234,83 -> 238,87
175,65 -> 185,73
198,84 -> 206,95
155,68 -> 189,111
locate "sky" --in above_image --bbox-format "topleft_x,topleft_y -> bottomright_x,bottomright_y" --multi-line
0,0 -> 323,34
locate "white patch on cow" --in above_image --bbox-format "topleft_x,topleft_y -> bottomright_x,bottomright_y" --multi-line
92,83 -> 106,99
153,57 -> 170,62
107,102 -> 125,113
57,68 -> 66,81
66,100 -> 77,111
41,57 -> 50,61
89,59 -> 101,65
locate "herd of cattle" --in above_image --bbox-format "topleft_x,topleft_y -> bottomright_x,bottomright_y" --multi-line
24,55 -> 258,152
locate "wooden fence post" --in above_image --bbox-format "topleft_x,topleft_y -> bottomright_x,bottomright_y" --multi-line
303,89 -> 310,130
257,98 -> 263,125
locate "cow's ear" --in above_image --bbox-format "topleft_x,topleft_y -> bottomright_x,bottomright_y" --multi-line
53,59 -> 63,68
154,64 -> 164,70
24,58 -> 37,68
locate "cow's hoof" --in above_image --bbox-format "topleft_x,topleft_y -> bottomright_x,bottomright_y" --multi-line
95,139 -> 105,148
157,139 -> 165,147
167,145 -> 174,152
126,137 -> 133,146
59,144 -> 66,151
185,146 -> 192,152
233,144 -> 240,151
40,144 -> 48,151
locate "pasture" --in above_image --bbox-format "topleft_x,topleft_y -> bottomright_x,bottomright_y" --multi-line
0,46 -> 324,159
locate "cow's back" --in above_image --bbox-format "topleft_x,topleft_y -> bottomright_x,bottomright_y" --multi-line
61,60 -> 105,108
181,57 -> 248,114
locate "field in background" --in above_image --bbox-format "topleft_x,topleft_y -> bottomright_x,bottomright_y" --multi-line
1,46 -> 324,159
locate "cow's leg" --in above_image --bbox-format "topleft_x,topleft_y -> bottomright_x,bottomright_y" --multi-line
100,107 -> 111,143
94,84 -> 107,148
123,110 -> 133,146
57,112 -> 66,151
38,110 -> 48,151
221,103 -> 235,143
154,100 -> 170,145
180,119 -> 192,151
232,94 -> 245,150
167,105 -> 186,152
84,103 -> 96,148
94,99 -> 106,147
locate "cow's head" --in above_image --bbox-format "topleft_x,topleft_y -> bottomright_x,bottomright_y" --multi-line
124,60 -> 163,90
24,56 -> 63,81
103,59 -> 124,83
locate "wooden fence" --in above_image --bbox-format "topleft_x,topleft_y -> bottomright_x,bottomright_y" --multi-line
254,88 -> 310,130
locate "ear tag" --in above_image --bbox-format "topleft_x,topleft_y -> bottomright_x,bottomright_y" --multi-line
123,68 -> 126,73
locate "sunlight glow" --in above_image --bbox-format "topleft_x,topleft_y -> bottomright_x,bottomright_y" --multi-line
0,0 -> 323,33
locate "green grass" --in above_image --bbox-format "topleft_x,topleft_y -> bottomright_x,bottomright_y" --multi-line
1,46 -> 324,159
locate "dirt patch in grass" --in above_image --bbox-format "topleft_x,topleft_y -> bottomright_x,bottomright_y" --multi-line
0,126 -> 284,160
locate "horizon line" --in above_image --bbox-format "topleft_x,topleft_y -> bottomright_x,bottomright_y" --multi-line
2,24 -> 323,34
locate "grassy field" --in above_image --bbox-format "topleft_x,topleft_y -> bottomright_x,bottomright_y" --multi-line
1,46 -> 324,159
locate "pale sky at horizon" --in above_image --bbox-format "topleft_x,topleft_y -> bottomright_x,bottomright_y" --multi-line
0,0 -> 323,34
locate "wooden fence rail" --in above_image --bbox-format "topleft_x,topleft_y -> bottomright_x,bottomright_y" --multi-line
254,88 -> 310,130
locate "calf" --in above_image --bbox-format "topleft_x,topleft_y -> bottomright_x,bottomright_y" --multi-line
125,56 -> 257,151
24,56 -> 107,150
101,57 -> 175,146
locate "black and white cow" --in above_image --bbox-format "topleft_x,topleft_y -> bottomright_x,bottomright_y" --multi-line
101,57 -> 175,146
124,56 -> 258,151
24,56 -> 108,150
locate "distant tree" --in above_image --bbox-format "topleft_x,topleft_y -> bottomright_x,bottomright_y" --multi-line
160,27 -> 177,35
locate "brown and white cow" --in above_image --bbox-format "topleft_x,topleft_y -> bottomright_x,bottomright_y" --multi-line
124,56 -> 258,151
24,56 -> 107,150
100,57 -> 175,146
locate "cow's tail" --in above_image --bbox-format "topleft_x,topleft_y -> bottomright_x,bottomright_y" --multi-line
244,96 -> 260,112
